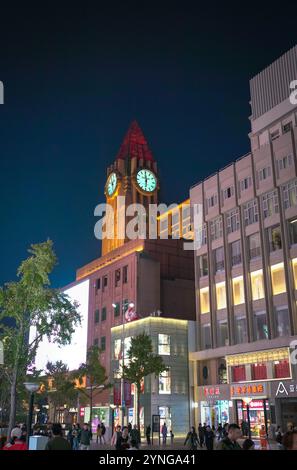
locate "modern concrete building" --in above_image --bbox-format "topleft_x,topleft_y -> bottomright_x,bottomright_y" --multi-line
110,316 -> 195,437
190,45 -> 297,436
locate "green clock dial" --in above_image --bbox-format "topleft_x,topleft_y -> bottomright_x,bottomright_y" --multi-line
136,169 -> 157,193
106,172 -> 117,196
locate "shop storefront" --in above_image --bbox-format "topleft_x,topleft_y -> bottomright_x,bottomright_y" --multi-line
84,406 -> 110,434
271,379 -> 297,431
197,385 -> 231,427
231,381 -> 271,437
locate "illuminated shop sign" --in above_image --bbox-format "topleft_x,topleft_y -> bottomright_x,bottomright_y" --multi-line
203,387 -> 220,397
272,380 -> 297,398
231,382 -> 267,398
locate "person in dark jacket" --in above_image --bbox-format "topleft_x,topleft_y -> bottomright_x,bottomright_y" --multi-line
184,427 -> 198,450
204,425 -> 215,450
198,423 -> 204,448
217,423 -> 242,450
130,425 -> 141,449
146,425 -> 151,445
45,423 -> 71,450
242,438 -> 255,450
79,423 -> 92,450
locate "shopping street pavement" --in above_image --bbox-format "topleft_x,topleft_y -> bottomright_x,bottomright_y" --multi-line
90,438 -> 279,451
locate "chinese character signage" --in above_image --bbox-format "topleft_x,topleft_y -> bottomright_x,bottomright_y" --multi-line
230,382 -> 267,398
272,380 -> 297,398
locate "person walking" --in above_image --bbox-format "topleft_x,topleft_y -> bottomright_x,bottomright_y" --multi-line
2,427 -> 28,451
146,425 -> 151,445
96,423 -> 102,444
79,423 -> 92,450
282,430 -> 297,450
275,426 -> 283,449
204,425 -> 215,450
45,423 -> 71,450
111,425 -> 122,450
184,427 -> 198,450
72,424 -> 80,450
100,422 -> 106,444
217,423 -> 223,441
259,424 -> 268,450
170,429 -> 174,446
67,426 -> 73,449
217,423 -> 242,450
121,427 -> 130,450
198,423 -> 204,448
130,425 -> 141,449
161,422 -> 168,445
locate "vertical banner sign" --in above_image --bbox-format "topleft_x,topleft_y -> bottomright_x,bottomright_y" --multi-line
124,381 -> 132,407
113,380 -> 121,406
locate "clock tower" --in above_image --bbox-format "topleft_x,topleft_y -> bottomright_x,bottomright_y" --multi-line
102,121 -> 159,256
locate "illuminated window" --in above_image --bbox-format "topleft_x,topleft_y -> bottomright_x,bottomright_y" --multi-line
267,225 -> 282,252
232,276 -> 245,305
275,307 -> 291,337
254,312 -> 269,340
217,320 -> 229,347
158,334 -> 170,355
248,233 -> 261,259
292,259 -> 297,289
214,247 -> 224,272
199,254 -> 208,277
200,287 -> 210,314
216,282 -> 226,310
289,219 -> 297,245
235,317 -> 248,344
159,368 -> 171,394
251,270 -> 265,300
271,263 -> 286,295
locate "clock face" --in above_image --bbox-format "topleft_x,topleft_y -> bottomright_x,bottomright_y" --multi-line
136,169 -> 157,193
106,172 -> 117,196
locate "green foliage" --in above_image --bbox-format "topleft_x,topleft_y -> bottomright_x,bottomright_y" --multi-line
122,333 -> 167,388
75,346 -> 109,391
0,240 -> 81,432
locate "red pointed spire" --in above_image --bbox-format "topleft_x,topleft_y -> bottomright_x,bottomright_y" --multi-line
116,120 -> 155,162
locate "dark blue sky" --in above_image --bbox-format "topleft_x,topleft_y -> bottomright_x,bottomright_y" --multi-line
0,3 -> 296,288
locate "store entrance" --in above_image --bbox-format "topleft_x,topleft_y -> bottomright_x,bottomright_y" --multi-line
236,399 -> 270,437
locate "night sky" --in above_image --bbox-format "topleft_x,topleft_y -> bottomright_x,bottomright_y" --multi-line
0,3 -> 296,288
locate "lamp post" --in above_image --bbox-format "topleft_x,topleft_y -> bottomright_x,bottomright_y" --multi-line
24,382 -> 39,446
243,397 -> 252,439
112,300 -> 134,428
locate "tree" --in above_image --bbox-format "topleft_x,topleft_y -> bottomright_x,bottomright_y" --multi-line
0,240 -> 81,436
41,361 -> 79,423
122,333 -> 167,428
75,346 -> 110,427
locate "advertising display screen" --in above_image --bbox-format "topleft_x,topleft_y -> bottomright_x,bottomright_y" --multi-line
29,279 -> 89,372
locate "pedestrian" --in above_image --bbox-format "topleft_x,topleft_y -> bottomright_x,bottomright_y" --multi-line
222,423 -> 229,438
128,422 -> 132,434
259,424 -> 268,450
67,426 -> 73,449
184,426 -> 198,450
217,423 -> 223,441
121,427 -> 130,450
198,423 -> 204,448
204,425 -> 215,450
2,427 -> 28,451
100,422 -> 106,444
45,423 -> 71,450
96,423 -> 102,444
242,438 -> 255,450
146,425 -> 151,445
275,426 -> 283,449
79,423 -> 92,450
111,425 -> 122,450
130,424 -> 141,449
72,424 -> 80,450
170,429 -> 174,445
217,423 -> 242,450
161,422 -> 167,445
282,430 -> 297,450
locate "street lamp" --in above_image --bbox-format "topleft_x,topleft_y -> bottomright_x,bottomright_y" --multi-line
112,300 -> 134,428
24,382 -> 39,446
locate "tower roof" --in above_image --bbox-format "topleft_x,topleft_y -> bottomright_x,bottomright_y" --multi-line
116,120 -> 155,162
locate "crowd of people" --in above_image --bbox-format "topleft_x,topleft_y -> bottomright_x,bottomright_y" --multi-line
183,422 -> 297,451
1,420 -> 297,451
